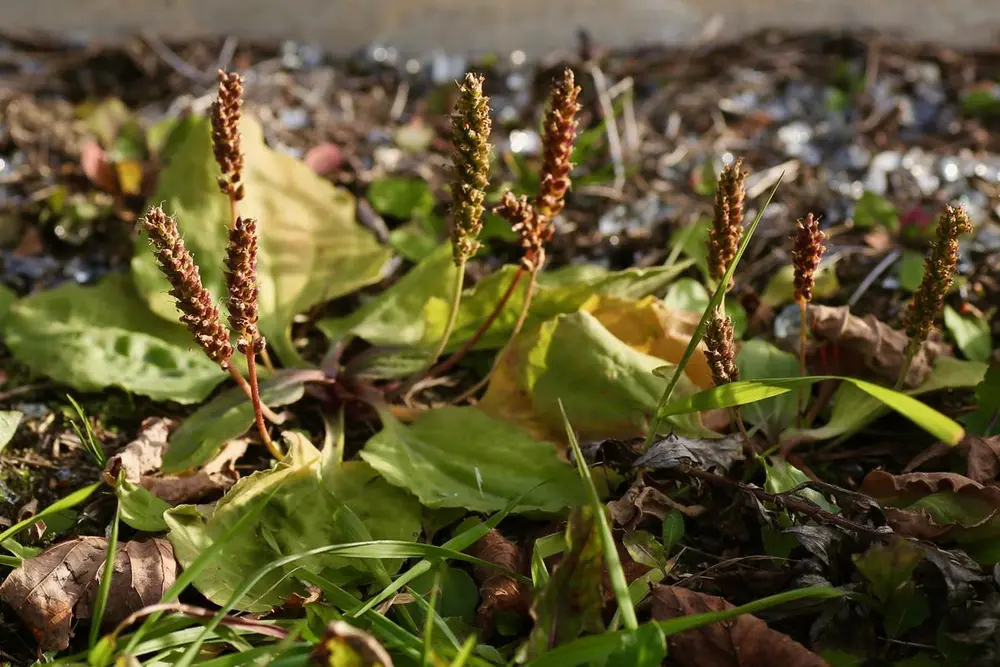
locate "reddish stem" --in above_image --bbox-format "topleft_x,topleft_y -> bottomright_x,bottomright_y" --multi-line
247,349 -> 282,460
425,264 -> 526,379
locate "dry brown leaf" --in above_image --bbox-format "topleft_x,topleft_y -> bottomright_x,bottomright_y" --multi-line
0,536 -> 176,651
650,585 -> 828,667
608,476 -> 705,532
467,529 -> 530,630
905,435 -> 1000,484
861,470 -> 1000,540
808,304 -> 951,388
104,418 -> 247,505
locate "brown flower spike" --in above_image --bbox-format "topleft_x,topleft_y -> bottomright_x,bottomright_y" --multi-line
449,72 -> 492,265
211,70 -> 245,201
791,213 -> 826,303
535,68 -> 581,222
141,206 -> 233,367
904,204 -> 973,348
225,216 -> 261,352
495,191 -> 550,271
704,312 -> 739,386
708,159 -> 749,284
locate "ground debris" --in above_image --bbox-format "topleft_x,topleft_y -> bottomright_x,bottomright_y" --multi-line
651,585 -> 828,667
0,536 -> 176,651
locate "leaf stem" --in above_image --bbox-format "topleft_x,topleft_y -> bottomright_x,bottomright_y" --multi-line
797,299 -> 808,427
407,258 -> 466,389
453,264 -> 539,404
227,362 -> 282,423
426,264 -> 526,379
246,350 -> 283,461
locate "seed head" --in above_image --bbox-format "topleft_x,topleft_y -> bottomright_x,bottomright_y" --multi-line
791,213 -> 826,303
708,159 -> 748,285
449,73 -> 492,265
225,216 -> 262,353
904,204 -> 973,347
704,311 -> 739,386
535,68 -> 581,222
495,191 -> 550,271
141,206 -> 233,367
211,70 -> 245,201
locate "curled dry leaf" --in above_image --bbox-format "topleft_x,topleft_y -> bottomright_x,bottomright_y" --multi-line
80,141 -> 118,192
104,417 -> 247,505
905,435 -> 1000,484
608,475 -> 706,532
0,537 -> 175,651
861,470 -> 1000,541
467,528 -> 530,630
633,433 -> 745,473
808,304 -> 951,388
650,586 -> 828,667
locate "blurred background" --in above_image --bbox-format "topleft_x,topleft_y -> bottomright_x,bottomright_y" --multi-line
4,0 -> 1000,56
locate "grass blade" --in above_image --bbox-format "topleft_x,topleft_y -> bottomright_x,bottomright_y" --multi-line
656,375 -> 964,445
646,176 -> 783,447
559,399 -> 637,631
89,498 -> 122,647
525,585 -> 842,667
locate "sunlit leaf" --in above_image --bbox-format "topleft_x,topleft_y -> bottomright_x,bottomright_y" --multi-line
943,305 -> 992,363
658,375 -> 964,445
480,310 -> 712,445
760,261 -> 840,307
3,274 -> 226,403
663,278 -> 747,339
0,411 -> 22,455
361,406 -> 584,514
736,340 -> 801,442
166,435 -> 421,611
132,116 -> 391,364
854,191 -> 898,231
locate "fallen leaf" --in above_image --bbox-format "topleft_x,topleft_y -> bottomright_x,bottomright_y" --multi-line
361,405 -> 584,514
0,537 -> 175,651
479,310 -> 713,446
650,586 -> 828,667
131,115 -> 391,364
467,529 -> 529,629
303,142 -> 344,176
166,435 -> 421,611
141,438 -> 247,505
905,435 -> 1000,483
808,304 -> 951,388
608,476 -> 706,532
860,470 -> 1000,547
105,417 -> 175,482
523,508 -> 606,659
633,433 -> 744,473
2,274 -> 226,403
312,621 -> 393,666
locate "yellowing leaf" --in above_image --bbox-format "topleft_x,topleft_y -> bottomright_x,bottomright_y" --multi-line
582,295 -> 714,391
131,116 -> 392,364
480,310 -> 714,446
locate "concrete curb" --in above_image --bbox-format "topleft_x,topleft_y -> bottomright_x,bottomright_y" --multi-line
3,0 -> 999,57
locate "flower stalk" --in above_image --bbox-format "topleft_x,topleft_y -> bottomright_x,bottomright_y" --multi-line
212,69 -> 281,460
896,204 -> 972,389
427,69 -> 580,391
410,73 -> 491,390
790,213 -> 826,422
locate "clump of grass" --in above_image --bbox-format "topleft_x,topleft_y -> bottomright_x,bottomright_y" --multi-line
897,204 -> 972,388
